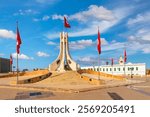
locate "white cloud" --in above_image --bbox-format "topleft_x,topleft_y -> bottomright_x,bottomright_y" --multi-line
0,53 -> 4,56
101,38 -> 108,45
78,56 -> 95,62
52,14 -> 64,20
51,5 -> 132,38
69,39 -> 93,50
129,41 -> 150,54
76,56 -> 97,66
47,41 -> 56,45
52,5 -> 115,22
33,15 -> 50,22
0,29 -> 15,39
69,5 -> 115,22
127,39 -> 150,54
45,32 -> 60,39
42,15 -> 50,21
102,41 -> 125,52
128,28 -> 150,42
69,38 -> 108,50
76,56 -> 106,66
33,18 -> 40,22
127,12 -> 150,26
12,53 -> 34,60
104,39 -> 150,55
142,47 -> 150,54
126,11 -> 150,54
37,51 -> 50,57
14,9 -> 39,16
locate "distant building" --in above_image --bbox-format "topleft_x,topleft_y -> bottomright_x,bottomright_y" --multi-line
0,57 -> 11,73
81,57 -> 146,76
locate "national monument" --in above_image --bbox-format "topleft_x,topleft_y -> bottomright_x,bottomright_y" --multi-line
49,32 -> 80,72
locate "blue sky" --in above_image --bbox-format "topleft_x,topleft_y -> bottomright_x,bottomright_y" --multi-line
0,0 -> 150,70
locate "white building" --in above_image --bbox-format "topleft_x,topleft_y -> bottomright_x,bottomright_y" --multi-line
81,57 -> 146,76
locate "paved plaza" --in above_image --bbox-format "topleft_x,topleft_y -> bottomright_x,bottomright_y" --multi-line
0,81 -> 150,100
0,71 -> 150,100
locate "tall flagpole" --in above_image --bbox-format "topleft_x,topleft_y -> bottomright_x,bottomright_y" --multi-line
62,16 -> 64,32
17,52 -> 19,83
16,21 -> 22,84
112,65 -> 113,76
10,63 -> 11,72
124,61 -> 126,78
16,21 -> 19,84
10,55 -> 12,72
124,48 -> 126,78
10,63 -> 12,72
112,58 -> 113,76
98,54 -> 100,80
97,26 -> 101,80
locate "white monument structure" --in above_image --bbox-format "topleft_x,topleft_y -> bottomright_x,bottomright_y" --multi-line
49,32 -> 80,72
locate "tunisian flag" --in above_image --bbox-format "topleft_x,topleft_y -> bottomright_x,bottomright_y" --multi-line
64,17 -> 71,28
10,54 -> 13,65
124,49 -> 127,63
16,26 -> 22,54
97,29 -> 101,54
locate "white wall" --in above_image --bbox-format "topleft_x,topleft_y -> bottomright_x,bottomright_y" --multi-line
81,63 -> 146,76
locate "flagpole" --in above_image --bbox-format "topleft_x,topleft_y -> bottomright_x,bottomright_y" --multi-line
112,65 -> 113,77
124,48 -> 126,78
124,62 -> 126,78
97,26 -> 101,80
98,54 -> 100,80
16,21 -> 18,84
10,62 -> 12,72
112,65 -> 113,76
17,53 -> 19,84
10,55 -> 12,72
62,17 -> 64,32
111,58 -> 114,77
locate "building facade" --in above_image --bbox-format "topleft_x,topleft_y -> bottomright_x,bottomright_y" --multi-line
81,63 -> 146,76
81,57 -> 146,76
0,58 -> 11,73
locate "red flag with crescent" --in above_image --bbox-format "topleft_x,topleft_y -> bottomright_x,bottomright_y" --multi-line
124,49 -> 127,63
16,25 -> 22,54
97,29 -> 101,54
64,17 -> 71,28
